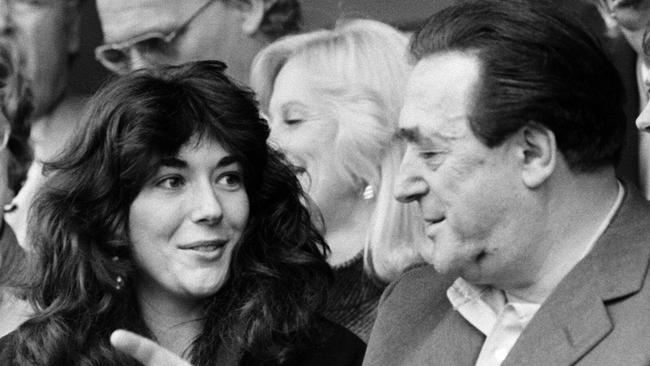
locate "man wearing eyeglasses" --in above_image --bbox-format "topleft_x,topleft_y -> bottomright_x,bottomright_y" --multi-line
95,0 -> 300,84
1,0 -> 87,247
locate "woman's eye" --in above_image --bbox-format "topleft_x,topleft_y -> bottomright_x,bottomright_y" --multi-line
156,176 -> 184,189
419,150 -> 444,160
285,119 -> 304,125
216,173 -> 243,189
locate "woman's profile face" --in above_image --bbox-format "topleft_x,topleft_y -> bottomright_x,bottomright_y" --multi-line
268,59 -> 358,219
128,136 -> 249,302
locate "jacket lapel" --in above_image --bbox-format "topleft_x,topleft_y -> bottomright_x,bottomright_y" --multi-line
503,182 -> 650,366
409,309 -> 485,366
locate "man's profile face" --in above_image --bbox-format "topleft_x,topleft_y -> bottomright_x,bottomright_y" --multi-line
96,0 -> 247,73
395,52 -> 542,286
0,0 -> 78,117
602,0 -> 650,57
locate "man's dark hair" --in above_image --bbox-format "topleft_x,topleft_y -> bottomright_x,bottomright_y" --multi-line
411,0 -> 626,171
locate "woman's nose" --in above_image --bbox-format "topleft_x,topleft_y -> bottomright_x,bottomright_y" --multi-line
190,183 -> 223,225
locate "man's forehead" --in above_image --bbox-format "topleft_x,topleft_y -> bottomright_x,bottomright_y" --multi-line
97,0 -> 210,43
399,52 -> 480,140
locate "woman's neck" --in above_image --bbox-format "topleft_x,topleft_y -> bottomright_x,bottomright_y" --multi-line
136,282 -> 205,358
324,197 -> 375,267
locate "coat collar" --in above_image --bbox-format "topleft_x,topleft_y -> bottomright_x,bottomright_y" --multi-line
503,181 -> 650,366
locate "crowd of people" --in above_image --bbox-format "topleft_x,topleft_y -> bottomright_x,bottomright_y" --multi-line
0,0 -> 649,365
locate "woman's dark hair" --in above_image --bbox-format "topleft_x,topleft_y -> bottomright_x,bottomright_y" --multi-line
10,61 -> 332,365
410,0 -> 626,172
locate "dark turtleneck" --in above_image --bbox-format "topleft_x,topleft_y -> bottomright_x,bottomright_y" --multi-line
323,253 -> 385,342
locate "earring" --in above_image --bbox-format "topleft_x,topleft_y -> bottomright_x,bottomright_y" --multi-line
112,256 -> 124,290
362,184 -> 375,200
115,275 -> 124,291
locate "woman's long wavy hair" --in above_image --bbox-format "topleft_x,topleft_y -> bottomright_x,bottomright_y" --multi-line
10,61 -> 332,365
251,19 -> 425,281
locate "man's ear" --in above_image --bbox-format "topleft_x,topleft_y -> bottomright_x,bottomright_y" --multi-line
241,0 -> 268,36
517,122 -> 557,188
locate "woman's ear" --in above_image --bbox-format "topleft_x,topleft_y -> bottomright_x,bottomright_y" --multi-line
241,0 -> 267,36
518,122 -> 557,188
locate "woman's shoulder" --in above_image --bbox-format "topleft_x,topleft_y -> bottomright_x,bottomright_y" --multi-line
285,317 -> 366,366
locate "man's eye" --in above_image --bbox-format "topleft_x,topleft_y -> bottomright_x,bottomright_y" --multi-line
418,149 -> 446,170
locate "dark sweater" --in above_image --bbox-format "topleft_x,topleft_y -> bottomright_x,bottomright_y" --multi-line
0,318 -> 365,366
323,254 -> 385,342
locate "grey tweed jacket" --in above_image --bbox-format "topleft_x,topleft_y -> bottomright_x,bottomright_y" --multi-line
363,181 -> 650,366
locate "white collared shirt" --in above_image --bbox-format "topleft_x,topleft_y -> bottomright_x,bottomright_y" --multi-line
446,182 -> 624,366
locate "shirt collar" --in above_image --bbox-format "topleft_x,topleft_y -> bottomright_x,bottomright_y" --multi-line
446,181 -> 625,335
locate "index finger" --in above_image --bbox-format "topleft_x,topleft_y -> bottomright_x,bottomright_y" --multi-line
110,329 -> 192,366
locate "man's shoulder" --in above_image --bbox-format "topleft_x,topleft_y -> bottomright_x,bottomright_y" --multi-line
363,264 -> 456,366
381,264 -> 453,309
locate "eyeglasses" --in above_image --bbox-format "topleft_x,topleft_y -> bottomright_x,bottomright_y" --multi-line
0,112 -> 11,152
94,0 -> 217,74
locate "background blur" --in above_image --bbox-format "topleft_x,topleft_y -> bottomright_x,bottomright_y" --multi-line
69,0 -> 459,95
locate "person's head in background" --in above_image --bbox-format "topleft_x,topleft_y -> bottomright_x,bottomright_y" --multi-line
251,19 -> 424,282
0,0 -> 84,118
635,29 -> 650,130
588,0 -> 650,57
95,0 -> 300,83
0,37 -> 30,206
593,0 -> 650,133
0,35 -> 33,338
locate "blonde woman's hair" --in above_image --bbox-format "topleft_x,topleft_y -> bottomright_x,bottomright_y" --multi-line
251,18 -> 425,281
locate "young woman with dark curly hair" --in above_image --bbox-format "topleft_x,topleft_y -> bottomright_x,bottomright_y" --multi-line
0,61 -> 365,366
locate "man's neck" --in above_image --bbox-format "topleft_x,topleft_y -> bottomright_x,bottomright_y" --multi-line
506,169 -> 620,303
29,95 -> 85,161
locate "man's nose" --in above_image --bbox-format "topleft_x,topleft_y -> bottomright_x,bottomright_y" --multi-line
395,147 -> 428,203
